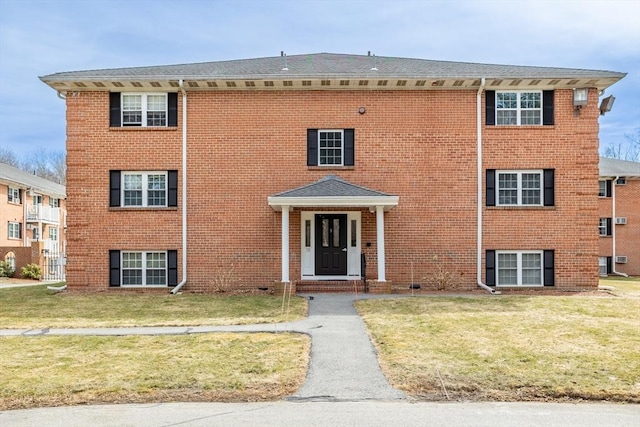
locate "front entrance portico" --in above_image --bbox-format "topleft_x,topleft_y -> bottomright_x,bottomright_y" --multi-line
268,175 -> 398,284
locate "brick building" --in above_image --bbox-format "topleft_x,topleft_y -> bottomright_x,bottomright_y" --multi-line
598,157 -> 640,276
0,162 -> 67,279
39,53 -> 625,293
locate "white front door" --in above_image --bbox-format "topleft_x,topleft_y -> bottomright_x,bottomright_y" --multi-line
301,211 -> 361,280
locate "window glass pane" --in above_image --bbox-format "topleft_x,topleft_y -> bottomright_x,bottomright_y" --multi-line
598,181 -> 607,197
520,110 -> 541,125
122,252 -> 143,285
305,220 -> 311,247
122,95 -> 142,126
498,253 -> 517,285
598,257 -> 608,275
520,92 -> 541,108
521,173 -> 541,205
498,173 -> 517,205
146,95 -> 166,111
147,174 -> 166,206
319,131 -> 343,165
322,219 -> 329,247
124,174 -> 143,206
351,219 -> 357,247
333,219 -> 340,247
521,253 -> 541,285
599,218 -> 608,236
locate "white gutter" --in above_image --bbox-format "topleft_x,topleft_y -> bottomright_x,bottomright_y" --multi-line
476,77 -> 499,294
611,176 -> 628,277
171,80 -> 189,293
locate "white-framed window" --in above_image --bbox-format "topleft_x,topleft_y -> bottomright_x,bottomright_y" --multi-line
598,257 -> 608,276
50,198 -> 59,208
7,187 -> 21,204
122,93 -> 167,127
496,170 -> 542,206
121,251 -> 167,286
497,251 -> 543,287
319,130 -> 344,166
122,172 -> 167,207
598,180 -> 610,197
496,91 -> 542,125
599,218 -> 611,236
49,227 -> 59,241
32,194 -> 42,205
7,222 -> 21,239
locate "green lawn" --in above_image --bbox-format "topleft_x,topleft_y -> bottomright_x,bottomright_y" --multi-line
357,282 -> 640,403
0,284 -> 306,328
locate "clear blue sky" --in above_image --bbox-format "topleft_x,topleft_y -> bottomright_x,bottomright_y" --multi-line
1,0 -> 639,159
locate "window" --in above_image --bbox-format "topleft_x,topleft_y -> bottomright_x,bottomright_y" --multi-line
109,170 -> 178,208
4,251 -> 16,271
599,218 -> 612,236
487,169 -> 554,207
499,251 -> 542,286
50,198 -> 59,208
599,180 -> 612,197
598,257 -> 609,276
486,90 -> 553,126
307,129 -> 355,167
486,250 -> 554,287
110,250 -> 177,287
122,94 -> 167,127
8,222 -> 21,239
32,194 -> 42,205
49,227 -> 59,241
7,187 -> 21,204
109,92 -> 178,127
496,91 -> 541,125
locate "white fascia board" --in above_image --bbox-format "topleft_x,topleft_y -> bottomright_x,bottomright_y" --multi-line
267,195 -> 399,211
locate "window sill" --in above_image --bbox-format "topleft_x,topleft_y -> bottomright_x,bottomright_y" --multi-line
487,206 -> 555,210
599,235 -> 612,238
109,207 -> 178,212
308,166 -> 355,171
109,127 -> 177,131
496,285 -> 544,288
485,125 -> 555,130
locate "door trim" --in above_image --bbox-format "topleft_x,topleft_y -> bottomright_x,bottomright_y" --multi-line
300,211 -> 361,280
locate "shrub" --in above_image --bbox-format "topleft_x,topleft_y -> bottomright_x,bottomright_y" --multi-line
21,263 -> 42,280
0,260 -> 15,278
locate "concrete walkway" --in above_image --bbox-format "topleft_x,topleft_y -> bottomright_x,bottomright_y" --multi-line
2,293 -> 639,426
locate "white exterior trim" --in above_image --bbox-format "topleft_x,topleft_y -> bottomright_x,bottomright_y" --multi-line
268,195 -> 398,211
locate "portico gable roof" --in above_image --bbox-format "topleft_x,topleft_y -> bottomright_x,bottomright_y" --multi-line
268,175 -> 399,211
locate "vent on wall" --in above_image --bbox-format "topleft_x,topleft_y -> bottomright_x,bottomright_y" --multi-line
615,256 -> 627,264
616,177 -> 626,185
615,217 -> 627,225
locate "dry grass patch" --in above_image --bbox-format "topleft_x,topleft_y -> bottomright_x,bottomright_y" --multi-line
357,294 -> 640,402
0,285 -> 306,328
0,333 -> 309,410
600,276 -> 640,297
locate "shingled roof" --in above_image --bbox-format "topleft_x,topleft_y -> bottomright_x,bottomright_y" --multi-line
0,162 -> 66,198
599,157 -> 640,177
40,52 -> 625,92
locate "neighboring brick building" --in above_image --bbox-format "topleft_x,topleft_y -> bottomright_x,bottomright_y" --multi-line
598,157 -> 640,276
39,53 -> 625,293
0,162 -> 67,279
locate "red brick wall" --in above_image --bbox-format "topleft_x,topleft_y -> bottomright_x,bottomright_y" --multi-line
65,88 -> 602,291
599,179 -> 640,275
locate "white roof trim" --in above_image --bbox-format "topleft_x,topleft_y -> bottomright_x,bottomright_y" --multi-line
268,195 -> 399,211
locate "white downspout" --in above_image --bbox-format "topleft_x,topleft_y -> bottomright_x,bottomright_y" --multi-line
477,77 -> 499,294
611,176 -> 628,277
171,80 -> 189,293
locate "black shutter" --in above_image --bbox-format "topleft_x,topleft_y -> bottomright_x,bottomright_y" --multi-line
542,91 -> 554,126
543,250 -> 554,286
543,169 -> 555,206
343,129 -> 355,166
486,250 -> 496,286
19,223 -> 23,239
168,250 -> 178,286
168,93 -> 178,127
109,92 -> 121,127
606,218 -> 613,236
109,250 -> 121,287
168,170 -> 178,207
606,180 -> 612,198
307,129 -> 318,166
485,90 -> 495,126
109,170 -> 121,207
606,257 -> 612,275
486,169 -> 496,206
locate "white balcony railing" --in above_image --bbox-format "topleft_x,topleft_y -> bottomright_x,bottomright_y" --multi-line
26,205 -> 60,223
27,238 -> 61,253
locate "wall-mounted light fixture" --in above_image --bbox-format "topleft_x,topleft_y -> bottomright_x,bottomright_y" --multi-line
599,95 -> 615,116
573,88 -> 588,116
358,107 -> 366,115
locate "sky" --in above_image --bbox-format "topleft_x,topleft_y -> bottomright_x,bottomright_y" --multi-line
0,0 -> 639,160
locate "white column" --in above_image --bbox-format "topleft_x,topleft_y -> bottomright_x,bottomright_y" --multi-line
281,206 -> 290,283
376,205 -> 386,282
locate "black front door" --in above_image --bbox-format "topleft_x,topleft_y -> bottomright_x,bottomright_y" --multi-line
315,214 -> 347,276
